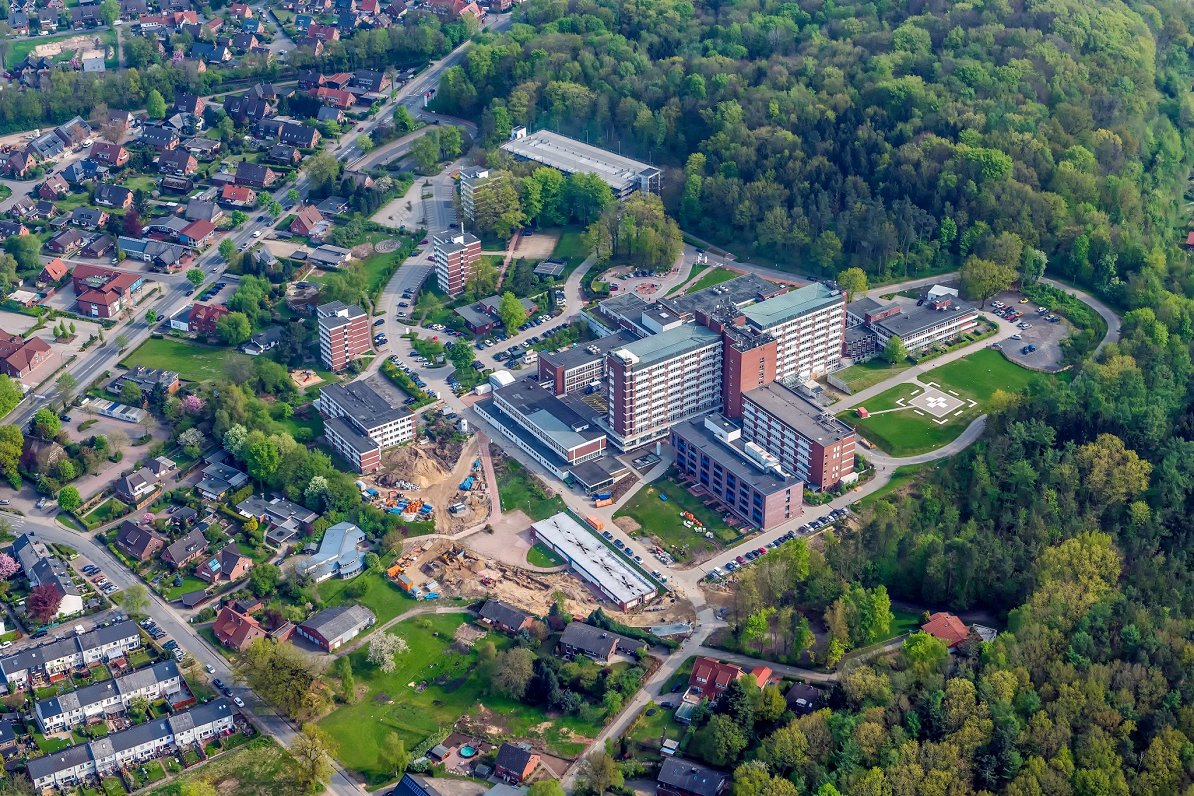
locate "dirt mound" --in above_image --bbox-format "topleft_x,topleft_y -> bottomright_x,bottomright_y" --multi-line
379,445 -> 447,488
613,517 -> 640,534
351,242 -> 376,258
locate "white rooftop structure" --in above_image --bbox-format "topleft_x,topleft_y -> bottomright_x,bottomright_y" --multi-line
531,513 -> 656,610
501,128 -> 660,199
298,521 -> 366,582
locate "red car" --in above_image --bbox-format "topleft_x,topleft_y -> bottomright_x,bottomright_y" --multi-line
735,555 -> 746,565
757,547 -> 767,556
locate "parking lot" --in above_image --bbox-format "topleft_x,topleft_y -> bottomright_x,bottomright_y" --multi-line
989,292 -> 1071,371
709,507 -> 852,580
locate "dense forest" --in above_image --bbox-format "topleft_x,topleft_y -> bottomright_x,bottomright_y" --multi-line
441,0 -> 1194,294
430,0 -> 1194,793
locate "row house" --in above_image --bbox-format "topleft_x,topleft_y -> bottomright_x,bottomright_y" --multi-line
35,660 -> 182,733
27,699 -> 235,791
0,620 -> 140,688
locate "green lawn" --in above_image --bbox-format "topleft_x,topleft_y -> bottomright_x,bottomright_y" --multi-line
496,458 -> 565,520
614,479 -> 742,562
841,350 -> 1044,456
626,700 -> 689,761
834,358 -> 910,392
550,228 -> 589,268
318,613 -> 609,786
150,737 -> 296,796
122,338 -> 254,383
889,608 -> 921,639
856,461 -> 940,509
122,175 -> 158,194
929,347 -> 1041,399
315,565 -> 415,629
527,542 -> 564,568
161,575 -> 208,602
684,266 -> 739,294
81,497 -> 129,530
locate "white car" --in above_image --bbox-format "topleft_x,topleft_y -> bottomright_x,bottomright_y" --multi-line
252,230 -> 263,238
233,696 -> 245,708
204,664 -> 216,674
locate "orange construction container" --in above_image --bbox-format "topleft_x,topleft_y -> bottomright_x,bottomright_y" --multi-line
594,498 -> 613,508
586,515 -> 604,531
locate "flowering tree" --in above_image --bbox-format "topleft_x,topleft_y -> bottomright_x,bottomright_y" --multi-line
182,395 -> 205,415
367,634 -> 409,673
0,553 -> 18,579
28,583 -> 63,624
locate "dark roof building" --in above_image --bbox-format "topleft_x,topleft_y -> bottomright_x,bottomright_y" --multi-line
657,758 -> 729,796
477,600 -> 533,635
296,605 -> 375,651
557,621 -> 646,663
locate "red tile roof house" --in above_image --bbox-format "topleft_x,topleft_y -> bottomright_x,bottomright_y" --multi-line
90,142 -> 129,167
187,303 -> 230,337
212,604 -> 267,651
72,265 -> 144,318
220,184 -> 257,207
494,742 -> 540,784
39,258 -> 70,285
921,612 -> 973,649
179,219 -> 217,248
688,656 -> 773,702
313,87 -> 354,110
0,333 -> 51,379
289,205 -> 327,238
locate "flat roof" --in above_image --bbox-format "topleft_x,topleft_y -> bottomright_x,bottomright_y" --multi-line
871,300 -> 978,339
320,382 -> 408,428
501,130 -> 656,193
660,273 -> 785,319
611,324 -> 720,369
533,260 -> 565,276
531,513 -> 655,606
671,415 -> 803,494
743,383 -> 855,446
598,293 -> 649,321
494,378 -> 604,453
741,283 -> 843,329
540,330 -> 640,373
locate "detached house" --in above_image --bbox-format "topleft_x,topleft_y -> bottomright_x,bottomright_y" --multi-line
70,207 -> 110,231
114,467 -> 162,509
494,743 -> 540,784
38,174 -> 69,200
160,529 -> 208,570
140,126 -> 180,152
114,521 -> 167,562
211,605 -> 265,651
477,600 -> 533,635
94,185 -> 134,210
0,332 -> 51,379
234,162 -> 278,189
195,545 -> 253,584
158,149 -> 198,176
220,184 -> 257,207
279,122 -> 320,148
290,205 -> 328,238
90,142 -> 129,167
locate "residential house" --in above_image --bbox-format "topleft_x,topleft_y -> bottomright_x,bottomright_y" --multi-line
920,612 -> 982,649
688,657 -> 772,702
94,185 -> 133,210
493,743 -> 540,784
557,622 -> 646,663
29,131 -> 66,160
296,604 -> 375,652
160,529 -> 208,570
179,219 -> 216,248
296,521 -> 365,581
26,700 -> 234,790
0,222 -> 30,243
55,117 -> 92,149
223,93 -> 275,125
139,126 -> 180,152
81,236 -> 116,259
114,521 -> 167,562
427,0 -> 483,20
477,600 -> 533,635
230,32 -> 259,52
314,87 -> 354,109
219,184 -> 256,207
184,199 -> 224,223
172,92 -> 206,117
657,758 -> 728,796
297,68 -> 324,89
242,326 -> 282,356
158,149 -> 198,176
0,149 -> 37,179
0,332 -> 51,379
190,42 -> 232,62
235,494 -> 317,546
114,467 -> 161,509
182,138 -> 223,159
34,659 -> 182,733
279,122 -> 320,148
89,142 -> 129,167
70,207 -> 109,230
11,534 -> 85,620
785,683 -> 823,716
353,68 -> 390,92
211,606 -> 267,649
38,174 -> 69,199
229,3 -> 254,18
146,456 -> 176,479
315,196 -> 349,215
289,205 -> 328,238
177,303 -> 230,337
46,229 -> 86,255
306,22 -> 339,40
267,144 -> 301,165
317,106 -> 346,124
108,365 -> 179,397
0,620 -> 141,688
195,545 -> 253,584
72,264 -> 144,317
196,461 -> 249,500
234,162 -> 278,188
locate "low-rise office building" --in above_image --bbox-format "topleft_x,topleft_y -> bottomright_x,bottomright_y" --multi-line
531,513 -> 656,611
488,377 -> 606,467
537,330 -> 639,396
846,292 -> 980,355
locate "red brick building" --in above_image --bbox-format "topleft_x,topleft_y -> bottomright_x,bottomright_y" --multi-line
431,230 -> 480,297
211,605 -> 267,651
688,656 -> 772,702
0,333 -> 50,378
316,301 -> 370,372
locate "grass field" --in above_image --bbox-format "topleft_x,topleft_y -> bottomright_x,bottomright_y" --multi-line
81,497 -> 128,530
149,737 -> 297,796
161,575 -> 208,602
496,458 -> 565,520
834,358 -> 910,392
614,479 -> 741,561
6,31 -> 115,68
122,338 -> 254,383
527,542 -> 564,568
317,613 -> 608,786
551,229 -> 589,268
842,350 -> 1043,456
684,266 -> 739,294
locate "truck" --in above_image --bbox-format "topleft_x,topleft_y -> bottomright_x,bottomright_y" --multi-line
586,515 -> 604,531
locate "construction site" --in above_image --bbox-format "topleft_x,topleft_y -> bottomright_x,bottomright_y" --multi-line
386,538 -> 696,629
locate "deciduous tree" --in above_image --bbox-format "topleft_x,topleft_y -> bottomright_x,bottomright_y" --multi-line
291,724 -> 335,794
